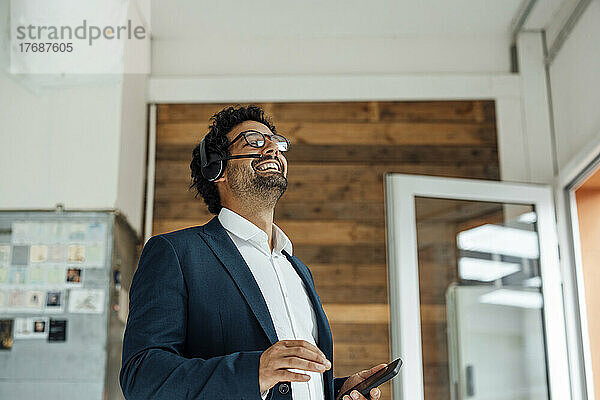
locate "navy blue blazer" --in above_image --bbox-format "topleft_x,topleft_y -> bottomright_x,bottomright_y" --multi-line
120,216 -> 349,399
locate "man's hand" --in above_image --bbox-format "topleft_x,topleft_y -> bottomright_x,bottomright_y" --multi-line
259,339 -> 331,392
336,363 -> 387,400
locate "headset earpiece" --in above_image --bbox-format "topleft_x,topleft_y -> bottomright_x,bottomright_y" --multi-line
200,137 -> 225,181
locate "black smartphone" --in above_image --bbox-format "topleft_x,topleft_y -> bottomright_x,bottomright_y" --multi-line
338,358 -> 403,399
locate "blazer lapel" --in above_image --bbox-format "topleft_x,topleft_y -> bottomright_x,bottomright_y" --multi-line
197,217 -> 279,346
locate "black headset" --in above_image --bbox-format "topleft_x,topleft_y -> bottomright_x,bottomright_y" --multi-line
199,136 -> 262,182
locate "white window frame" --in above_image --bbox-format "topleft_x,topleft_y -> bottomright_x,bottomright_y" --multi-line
385,174 -> 570,400
555,134 -> 600,400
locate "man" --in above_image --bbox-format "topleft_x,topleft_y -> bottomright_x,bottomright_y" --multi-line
120,105 -> 386,400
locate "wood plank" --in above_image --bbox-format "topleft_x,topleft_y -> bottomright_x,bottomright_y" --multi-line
421,323 -> 449,361
415,197 -> 504,223
294,244 -> 387,265
155,161 -> 500,184
422,362 -> 450,387
154,180 -> 386,202
276,201 -> 385,222
157,103 -> 272,123
322,304 -> 389,323
157,143 -> 499,165
277,220 -> 385,245
157,100 -> 495,124
420,305 -> 447,323
330,323 -> 389,343
333,343 -> 390,363
271,102 -> 372,122
316,283 -> 388,304
153,200 -> 384,222
153,219 -> 385,245
157,121 -> 497,146
378,100 -> 495,123
285,144 -> 498,164
310,264 -> 387,286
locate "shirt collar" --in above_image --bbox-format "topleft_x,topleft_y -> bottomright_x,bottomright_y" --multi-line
218,207 -> 293,256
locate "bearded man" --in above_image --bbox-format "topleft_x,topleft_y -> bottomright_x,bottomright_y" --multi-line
120,105 -> 386,400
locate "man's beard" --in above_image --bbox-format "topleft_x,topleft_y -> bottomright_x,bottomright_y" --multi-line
226,159 -> 287,209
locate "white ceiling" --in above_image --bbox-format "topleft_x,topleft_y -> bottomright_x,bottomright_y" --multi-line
150,0 -> 528,40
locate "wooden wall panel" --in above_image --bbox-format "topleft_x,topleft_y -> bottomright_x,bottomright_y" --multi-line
152,101 -> 500,400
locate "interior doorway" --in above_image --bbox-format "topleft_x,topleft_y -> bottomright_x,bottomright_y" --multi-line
573,168 -> 600,400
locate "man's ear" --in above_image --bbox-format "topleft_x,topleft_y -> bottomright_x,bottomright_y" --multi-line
213,168 -> 226,183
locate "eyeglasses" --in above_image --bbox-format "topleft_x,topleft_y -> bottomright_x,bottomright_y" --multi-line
228,130 -> 290,152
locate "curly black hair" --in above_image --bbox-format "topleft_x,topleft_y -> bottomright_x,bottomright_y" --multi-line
189,105 -> 277,214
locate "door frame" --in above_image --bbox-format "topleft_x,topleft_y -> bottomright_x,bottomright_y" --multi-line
385,174 -> 570,400
555,134 -> 600,400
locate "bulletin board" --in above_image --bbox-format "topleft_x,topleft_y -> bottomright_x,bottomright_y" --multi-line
0,210 -> 115,400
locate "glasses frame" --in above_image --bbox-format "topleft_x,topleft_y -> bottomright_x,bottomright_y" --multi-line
228,130 -> 290,152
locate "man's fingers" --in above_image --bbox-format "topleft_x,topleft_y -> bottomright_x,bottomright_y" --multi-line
280,370 -> 311,382
282,345 -> 329,365
343,389 -> 373,400
357,363 -> 386,379
283,340 -> 327,360
275,356 -> 329,373
370,387 -> 381,399
343,388 -> 380,400
371,363 -> 387,371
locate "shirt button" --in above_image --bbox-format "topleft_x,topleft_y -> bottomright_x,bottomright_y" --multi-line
279,383 -> 290,394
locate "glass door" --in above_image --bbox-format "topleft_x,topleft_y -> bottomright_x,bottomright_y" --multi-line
385,174 -> 570,400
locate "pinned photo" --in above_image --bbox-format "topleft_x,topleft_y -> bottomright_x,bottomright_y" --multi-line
48,245 -> 66,263
0,267 -> 8,284
67,244 -> 85,263
0,319 -> 14,350
27,266 -> 46,285
29,244 -> 48,263
48,319 -> 67,342
11,245 -> 29,266
7,290 -> 25,308
46,291 -> 64,312
25,290 -> 45,311
0,245 -> 10,266
85,244 -> 105,267
69,289 -> 105,314
46,265 -> 65,285
65,267 -> 83,285
9,268 -> 26,284
34,320 -> 46,333
14,317 -> 49,339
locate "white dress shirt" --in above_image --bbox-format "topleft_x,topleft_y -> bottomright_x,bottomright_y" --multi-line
218,208 -> 325,400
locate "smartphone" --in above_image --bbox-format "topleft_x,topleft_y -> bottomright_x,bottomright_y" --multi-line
338,358 -> 403,399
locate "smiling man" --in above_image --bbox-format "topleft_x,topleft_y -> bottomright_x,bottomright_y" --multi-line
120,105 -> 386,400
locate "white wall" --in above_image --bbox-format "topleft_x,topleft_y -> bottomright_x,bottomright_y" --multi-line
115,74 -> 148,235
550,0 -> 600,172
152,35 -> 511,76
0,72 -> 147,236
0,74 -> 122,211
